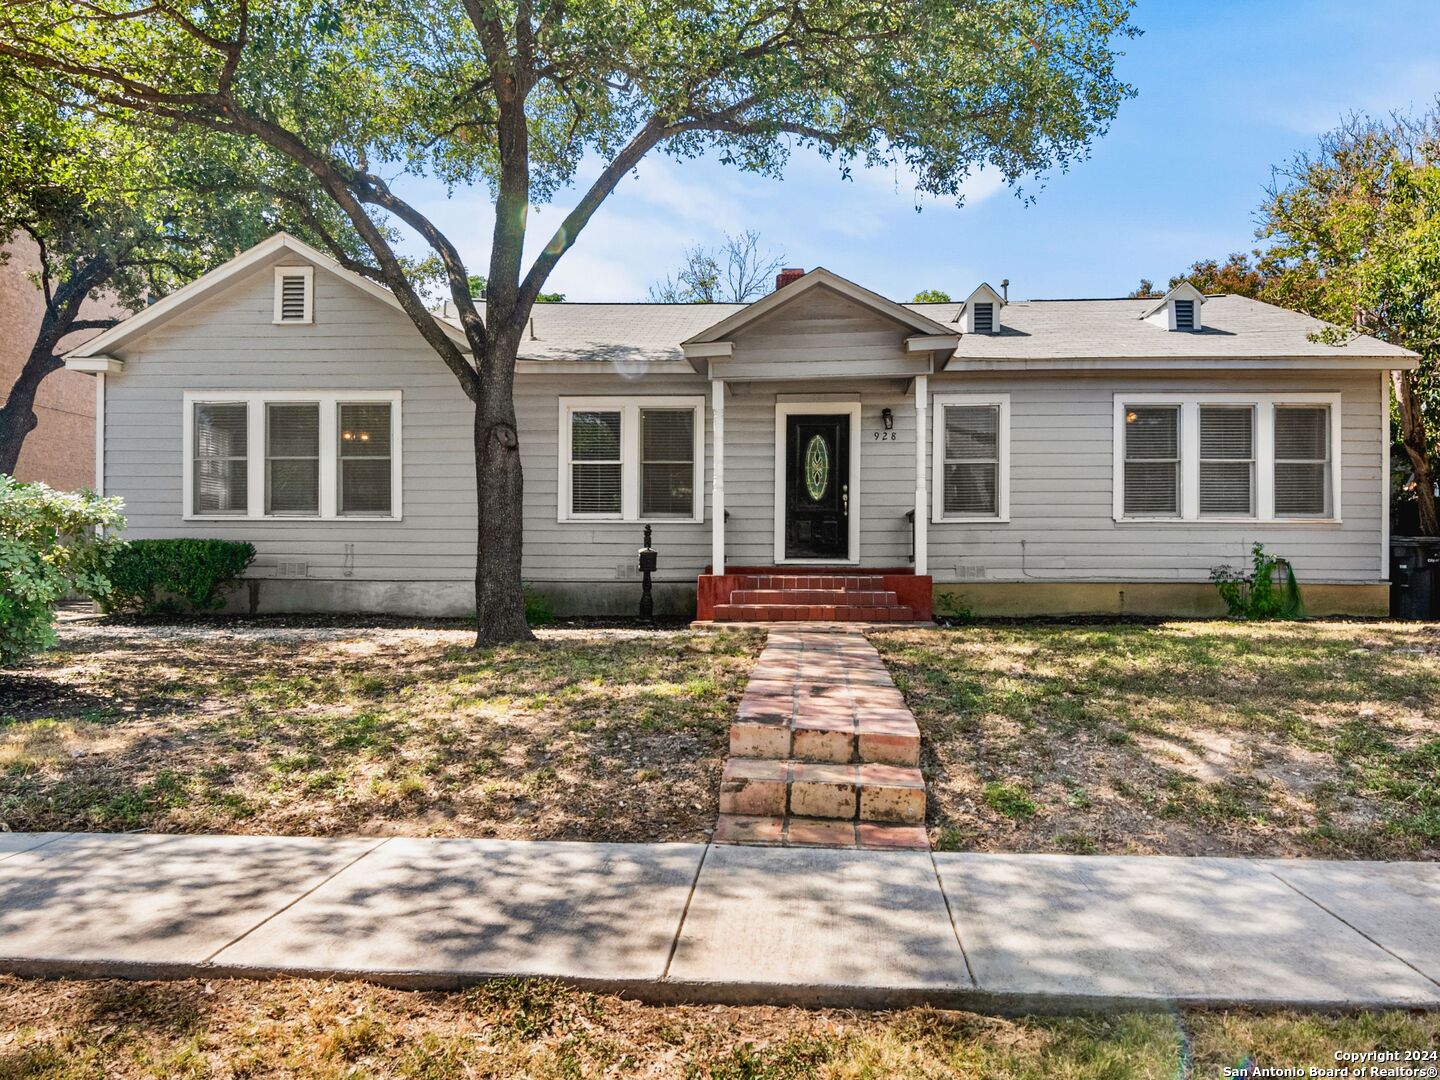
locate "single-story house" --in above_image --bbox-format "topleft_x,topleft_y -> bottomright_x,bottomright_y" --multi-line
63,233 -> 1418,620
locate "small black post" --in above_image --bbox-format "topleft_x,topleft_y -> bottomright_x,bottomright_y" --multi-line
638,524 -> 657,624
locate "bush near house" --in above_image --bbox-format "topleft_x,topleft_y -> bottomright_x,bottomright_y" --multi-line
99,538 -> 255,615
0,476 -> 124,665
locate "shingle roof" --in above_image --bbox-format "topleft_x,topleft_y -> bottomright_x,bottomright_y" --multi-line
480,294 -> 1414,365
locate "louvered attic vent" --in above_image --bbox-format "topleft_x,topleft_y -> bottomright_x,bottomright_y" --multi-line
973,302 -> 994,334
273,266 -> 313,324
1174,299 -> 1195,331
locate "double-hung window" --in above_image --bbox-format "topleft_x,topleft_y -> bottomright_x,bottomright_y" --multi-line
1198,405 -> 1254,516
1114,394 -> 1339,521
1274,405 -> 1332,517
559,397 -> 704,521
185,391 -> 401,519
193,403 -> 249,516
931,394 -> 1010,521
1122,405 -> 1181,517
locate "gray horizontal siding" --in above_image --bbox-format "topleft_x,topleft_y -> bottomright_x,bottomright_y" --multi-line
101,255 -> 1388,597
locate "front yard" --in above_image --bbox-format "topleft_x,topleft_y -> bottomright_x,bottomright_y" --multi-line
3,975 -> 1436,1079
4,614 -> 1439,859
873,621 -> 1440,860
0,618 -> 762,842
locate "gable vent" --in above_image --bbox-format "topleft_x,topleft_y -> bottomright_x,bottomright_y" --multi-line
273,266 -> 313,324
973,302 -> 994,334
280,275 -> 308,320
1174,299 -> 1195,331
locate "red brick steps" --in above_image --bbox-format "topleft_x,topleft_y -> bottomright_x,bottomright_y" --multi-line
706,573 -> 928,624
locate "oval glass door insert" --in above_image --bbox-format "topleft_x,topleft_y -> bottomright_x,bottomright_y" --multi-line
804,434 -> 830,501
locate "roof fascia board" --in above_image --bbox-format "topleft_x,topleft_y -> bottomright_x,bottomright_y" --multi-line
63,356 -> 124,374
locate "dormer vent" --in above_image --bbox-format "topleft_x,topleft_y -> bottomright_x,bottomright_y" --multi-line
1141,280 -> 1205,332
960,282 -> 1006,335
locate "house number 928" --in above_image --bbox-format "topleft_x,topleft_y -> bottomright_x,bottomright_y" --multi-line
872,430 -> 898,441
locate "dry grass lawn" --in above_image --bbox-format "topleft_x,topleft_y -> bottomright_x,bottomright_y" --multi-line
0,620 -> 762,842
2,975 -> 1437,1078
872,620 -> 1440,860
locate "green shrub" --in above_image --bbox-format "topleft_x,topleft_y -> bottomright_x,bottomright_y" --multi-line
523,586 -> 555,627
1210,543 -> 1304,620
100,538 -> 255,614
0,476 -> 125,665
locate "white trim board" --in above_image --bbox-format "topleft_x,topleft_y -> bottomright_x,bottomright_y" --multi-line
773,400 -> 862,565
182,389 -> 403,522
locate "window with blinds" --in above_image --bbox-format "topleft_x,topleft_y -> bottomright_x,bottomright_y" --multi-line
338,402 -> 393,515
1198,405 -> 1254,516
193,403 -> 249,515
1173,299 -> 1196,330
1123,405 -> 1180,516
942,405 -> 999,516
640,408 -> 695,517
1275,405 -> 1330,516
972,302 -> 994,334
570,410 -> 623,515
266,403 -> 320,515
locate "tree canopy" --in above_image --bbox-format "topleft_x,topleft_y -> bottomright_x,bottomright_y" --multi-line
912,288 -> 952,302
1139,109 -> 1440,534
0,0 -> 1140,638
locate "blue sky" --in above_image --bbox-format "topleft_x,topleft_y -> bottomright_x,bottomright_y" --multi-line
400,0 -> 1440,303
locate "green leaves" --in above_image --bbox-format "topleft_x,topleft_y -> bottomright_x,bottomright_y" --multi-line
0,476 -> 125,665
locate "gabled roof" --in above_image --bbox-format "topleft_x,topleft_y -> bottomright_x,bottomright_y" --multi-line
680,266 -> 958,347
1140,280 -> 1205,321
961,282 -> 1006,312
65,232 -> 470,359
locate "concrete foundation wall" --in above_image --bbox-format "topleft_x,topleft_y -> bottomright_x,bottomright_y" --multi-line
933,581 -> 1389,618
224,577 -> 695,618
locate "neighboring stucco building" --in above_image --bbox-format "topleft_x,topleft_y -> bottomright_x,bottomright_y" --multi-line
63,234 -> 1418,620
1,237 -> 123,490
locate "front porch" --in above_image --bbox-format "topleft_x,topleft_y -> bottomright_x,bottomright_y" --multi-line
684,270 -> 955,624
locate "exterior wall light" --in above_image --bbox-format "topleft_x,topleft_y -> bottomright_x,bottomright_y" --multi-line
881,408 -> 894,431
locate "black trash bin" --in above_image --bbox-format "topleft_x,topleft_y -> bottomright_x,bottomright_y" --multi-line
1390,537 -> 1440,619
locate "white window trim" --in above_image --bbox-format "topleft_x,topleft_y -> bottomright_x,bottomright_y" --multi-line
931,393 -> 1011,523
557,396 -> 705,523
272,265 -> 314,324
1112,392 -> 1341,524
773,400 -> 862,565
182,390 -> 402,521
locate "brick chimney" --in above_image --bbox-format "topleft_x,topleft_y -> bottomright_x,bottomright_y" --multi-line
774,267 -> 805,291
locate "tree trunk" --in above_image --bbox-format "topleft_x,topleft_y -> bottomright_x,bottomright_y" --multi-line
1396,369 -> 1439,536
472,332 -> 534,646
0,343 -> 62,477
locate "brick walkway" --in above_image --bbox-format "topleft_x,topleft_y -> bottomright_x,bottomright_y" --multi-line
714,629 -> 928,850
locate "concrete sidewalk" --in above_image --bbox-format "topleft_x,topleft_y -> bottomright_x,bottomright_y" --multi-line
1,830 -> 1438,1013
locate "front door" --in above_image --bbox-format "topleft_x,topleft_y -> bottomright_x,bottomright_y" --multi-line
784,413 -> 850,560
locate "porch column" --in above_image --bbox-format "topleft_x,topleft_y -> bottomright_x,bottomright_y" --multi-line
914,375 -> 928,576
711,378 -> 725,575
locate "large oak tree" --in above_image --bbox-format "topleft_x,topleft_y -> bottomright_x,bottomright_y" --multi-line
1,0 -> 1139,642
